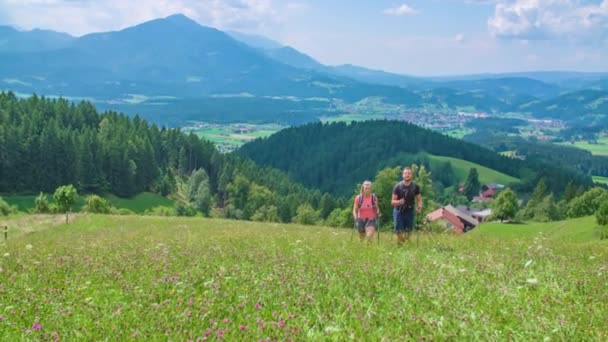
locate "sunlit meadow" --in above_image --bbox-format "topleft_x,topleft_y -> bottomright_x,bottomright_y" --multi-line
0,215 -> 606,340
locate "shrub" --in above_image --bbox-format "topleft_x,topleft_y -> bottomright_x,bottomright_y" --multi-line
0,197 -> 16,216
596,225 -> 608,240
251,205 -> 279,222
293,204 -> 321,225
115,208 -> 135,216
83,195 -> 113,214
596,201 -> 608,226
175,202 -> 197,217
33,192 -> 51,213
144,206 -> 175,216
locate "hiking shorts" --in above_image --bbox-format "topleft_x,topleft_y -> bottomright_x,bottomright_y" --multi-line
356,218 -> 377,233
393,208 -> 415,233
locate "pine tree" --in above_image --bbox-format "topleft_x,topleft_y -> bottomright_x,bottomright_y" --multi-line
463,168 -> 481,200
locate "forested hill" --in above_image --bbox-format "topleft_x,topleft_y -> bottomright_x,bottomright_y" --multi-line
0,92 -> 343,223
238,120 -> 592,197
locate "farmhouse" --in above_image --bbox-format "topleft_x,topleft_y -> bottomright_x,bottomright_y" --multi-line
426,205 -> 480,234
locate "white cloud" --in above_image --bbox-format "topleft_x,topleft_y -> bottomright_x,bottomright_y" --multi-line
454,33 -> 466,42
384,4 -> 417,16
488,0 -> 608,42
0,0 -> 302,36
464,0 -> 498,4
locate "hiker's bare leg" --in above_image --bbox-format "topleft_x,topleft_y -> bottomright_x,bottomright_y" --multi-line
366,226 -> 376,242
396,232 -> 406,245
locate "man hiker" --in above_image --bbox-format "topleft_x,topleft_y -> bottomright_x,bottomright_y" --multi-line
353,180 -> 381,243
391,167 -> 422,245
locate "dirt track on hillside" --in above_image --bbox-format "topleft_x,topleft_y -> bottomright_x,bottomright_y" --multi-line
0,214 -> 80,239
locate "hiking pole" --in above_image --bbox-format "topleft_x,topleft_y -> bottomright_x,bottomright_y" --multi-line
377,218 -> 380,244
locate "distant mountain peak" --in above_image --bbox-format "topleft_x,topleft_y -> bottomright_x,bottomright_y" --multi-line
122,13 -> 208,33
163,13 -> 198,24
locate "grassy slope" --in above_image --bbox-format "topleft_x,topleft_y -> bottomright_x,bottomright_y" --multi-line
593,176 -> 608,185
2,192 -> 174,213
104,193 -> 175,213
427,154 -> 520,185
558,136 -> 608,156
472,216 -> 600,242
0,214 -> 605,340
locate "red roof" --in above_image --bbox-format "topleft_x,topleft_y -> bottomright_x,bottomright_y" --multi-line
426,208 -> 464,231
482,188 -> 496,198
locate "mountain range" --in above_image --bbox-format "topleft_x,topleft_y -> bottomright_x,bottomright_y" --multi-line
1,14 -> 607,125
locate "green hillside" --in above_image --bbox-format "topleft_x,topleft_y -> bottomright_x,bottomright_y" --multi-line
593,175 -> 608,184
427,154 -> 520,185
0,214 -> 605,340
239,120 -> 530,197
472,216 -> 601,242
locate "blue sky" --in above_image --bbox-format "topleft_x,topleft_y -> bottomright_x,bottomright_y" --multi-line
0,0 -> 606,75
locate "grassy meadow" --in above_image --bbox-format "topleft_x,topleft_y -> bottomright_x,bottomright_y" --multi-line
593,175 -> 608,185
188,123 -> 285,151
428,154 -> 521,185
558,136 -> 608,156
0,214 -> 606,340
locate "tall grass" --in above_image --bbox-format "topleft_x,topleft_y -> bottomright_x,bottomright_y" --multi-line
0,215 -> 605,340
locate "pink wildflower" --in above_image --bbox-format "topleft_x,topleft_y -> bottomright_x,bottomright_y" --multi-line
32,323 -> 43,330
239,325 -> 248,331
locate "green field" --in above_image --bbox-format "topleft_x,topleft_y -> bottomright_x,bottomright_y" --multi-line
559,136 -> 608,156
103,193 -> 175,213
0,215 -> 605,340
187,123 -> 285,151
473,216 -> 600,242
593,176 -> 608,185
428,154 -> 520,185
320,113 -> 386,124
2,192 -> 173,213
445,128 -> 474,139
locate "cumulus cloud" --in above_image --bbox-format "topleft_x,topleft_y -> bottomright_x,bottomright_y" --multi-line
488,0 -> 608,42
384,4 -> 417,16
0,0 -> 303,35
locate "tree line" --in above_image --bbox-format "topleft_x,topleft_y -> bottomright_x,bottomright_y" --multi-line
0,92 -> 346,223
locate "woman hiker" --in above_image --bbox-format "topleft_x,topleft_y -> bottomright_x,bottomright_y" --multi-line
353,180 -> 381,243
